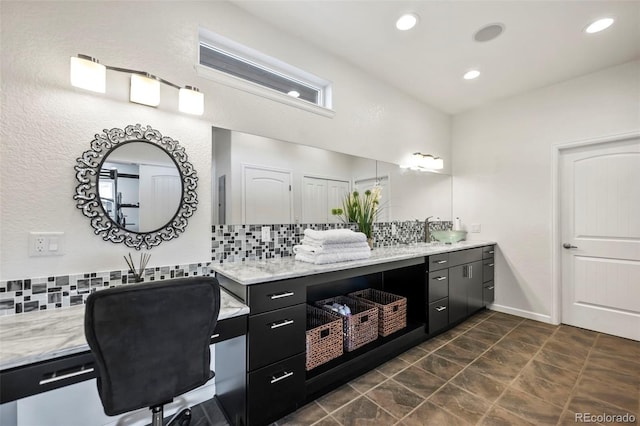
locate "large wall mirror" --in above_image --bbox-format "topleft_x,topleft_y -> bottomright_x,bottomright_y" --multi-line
212,127 -> 452,225
74,124 -> 198,250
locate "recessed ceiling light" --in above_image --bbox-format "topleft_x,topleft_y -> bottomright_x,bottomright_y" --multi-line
585,18 -> 614,34
474,23 -> 505,42
463,70 -> 480,80
287,90 -> 300,98
396,13 -> 419,31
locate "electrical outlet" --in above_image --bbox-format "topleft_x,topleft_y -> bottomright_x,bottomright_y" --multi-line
470,223 -> 481,233
261,226 -> 271,242
391,223 -> 397,236
29,232 -> 65,256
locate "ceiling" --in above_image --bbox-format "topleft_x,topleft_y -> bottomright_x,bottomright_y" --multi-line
231,0 -> 640,114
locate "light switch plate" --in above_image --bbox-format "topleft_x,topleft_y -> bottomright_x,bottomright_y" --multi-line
470,223 -> 481,233
261,226 -> 271,242
391,223 -> 397,235
29,232 -> 65,256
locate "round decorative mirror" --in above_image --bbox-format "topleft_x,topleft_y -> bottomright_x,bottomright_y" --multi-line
74,124 -> 198,250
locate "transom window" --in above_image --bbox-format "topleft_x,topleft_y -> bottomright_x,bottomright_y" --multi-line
198,28 -> 332,111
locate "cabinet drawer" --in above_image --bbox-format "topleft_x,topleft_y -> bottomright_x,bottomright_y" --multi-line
428,270 -> 449,302
483,281 -> 495,306
249,304 -> 306,371
428,298 -> 449,334
483,245 -> 495,259
448,248 -> 482,267
248,280 -> 306,315
1,352 -> 97,403
210,315 -> 247,345
248,353 -> 305,426
428,253 -> 450,271
483,260 -> 495,283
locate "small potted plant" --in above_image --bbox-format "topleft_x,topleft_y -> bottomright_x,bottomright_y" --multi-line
332,187 -> 381,248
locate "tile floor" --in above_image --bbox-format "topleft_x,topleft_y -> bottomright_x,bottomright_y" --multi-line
192,310 -> 640,426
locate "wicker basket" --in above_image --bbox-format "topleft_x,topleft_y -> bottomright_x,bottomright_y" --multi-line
348,289 -> 407,337
306,305 -> 344,370
315,296 -> 379,352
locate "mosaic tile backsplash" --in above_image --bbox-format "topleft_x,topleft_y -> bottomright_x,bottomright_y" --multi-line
211,220 -> 453,263
0,262 -> 211,317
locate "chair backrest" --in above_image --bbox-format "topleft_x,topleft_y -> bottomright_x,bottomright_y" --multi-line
84,277 -> 221,416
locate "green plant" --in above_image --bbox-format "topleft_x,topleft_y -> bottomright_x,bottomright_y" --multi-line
332,187 -> 381,238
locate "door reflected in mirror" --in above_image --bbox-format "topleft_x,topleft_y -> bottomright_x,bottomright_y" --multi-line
99,142 -> 182,233
212,128 -> 452,225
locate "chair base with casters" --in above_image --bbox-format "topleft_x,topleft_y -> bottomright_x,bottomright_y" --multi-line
84,277 -> 221,426
153,406 -> 191,426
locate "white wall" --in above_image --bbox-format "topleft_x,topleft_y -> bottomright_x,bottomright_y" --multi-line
452,60 -> 640,322
0,1 -> 450,280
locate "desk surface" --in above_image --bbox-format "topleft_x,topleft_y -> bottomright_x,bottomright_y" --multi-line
211,241 -> 495,285
0,288 -> 249,371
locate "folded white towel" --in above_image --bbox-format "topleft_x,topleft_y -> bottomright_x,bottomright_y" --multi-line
293,242 -> 370,255
295,249 -> 371,265
303,229 -> 367,244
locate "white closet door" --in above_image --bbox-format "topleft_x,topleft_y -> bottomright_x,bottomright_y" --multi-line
243,166 -> 292,224
327,180 -> 350,224
560,137 -> 640,340
302,177 -> 328,223
139,164 -> 181,232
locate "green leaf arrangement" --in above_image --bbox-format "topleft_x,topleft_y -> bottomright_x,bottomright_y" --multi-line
331,187 -> 381,238
124,252 -> 151,283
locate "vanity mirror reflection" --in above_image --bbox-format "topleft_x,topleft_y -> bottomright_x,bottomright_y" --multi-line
212,127 -> 452,225
74,124 -> 198,250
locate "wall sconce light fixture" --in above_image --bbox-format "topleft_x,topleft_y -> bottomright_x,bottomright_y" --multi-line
400,152 -> 444,171
69,54 -> 204,115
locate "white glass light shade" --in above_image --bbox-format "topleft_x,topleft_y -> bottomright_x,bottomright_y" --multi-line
179,86 -> 204,115
70,56 -> 106,93
433,157 -> 444,170
130,74 -> 160,107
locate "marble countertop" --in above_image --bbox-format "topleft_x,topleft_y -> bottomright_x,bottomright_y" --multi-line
211,240 -> 495,285
0,288 -> 249,371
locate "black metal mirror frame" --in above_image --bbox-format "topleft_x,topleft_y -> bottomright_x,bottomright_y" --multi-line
74,124 -> 198,250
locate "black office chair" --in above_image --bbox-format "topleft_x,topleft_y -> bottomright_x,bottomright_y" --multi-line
85,277 -> 221,426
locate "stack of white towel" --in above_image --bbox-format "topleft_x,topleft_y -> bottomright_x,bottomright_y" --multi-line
293,229 -> 371,264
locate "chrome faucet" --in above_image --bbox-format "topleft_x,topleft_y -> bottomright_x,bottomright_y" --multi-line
425,216 -> 440,242
425,216 -> 433,242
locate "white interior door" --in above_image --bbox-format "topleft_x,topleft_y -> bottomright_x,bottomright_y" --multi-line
139,164 -> 181,232
243,165 -> 292,223
560,137 -> 640,340
302,177 -> 328,223
327,179 -> 350,224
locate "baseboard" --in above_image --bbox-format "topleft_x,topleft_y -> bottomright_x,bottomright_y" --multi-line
488,304 -> 557,325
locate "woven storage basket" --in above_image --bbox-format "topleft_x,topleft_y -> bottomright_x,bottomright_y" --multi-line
306,305 -> 344,370
315,296 -> 378,352
348,288 -> 407,337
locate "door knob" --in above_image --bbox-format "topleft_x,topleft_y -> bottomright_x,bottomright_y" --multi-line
562,243 -> 578,249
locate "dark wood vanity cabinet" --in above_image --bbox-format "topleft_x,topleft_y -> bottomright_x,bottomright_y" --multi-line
427,245 -> 495,333
483,245 -> 496,305
220,277 -> 307,426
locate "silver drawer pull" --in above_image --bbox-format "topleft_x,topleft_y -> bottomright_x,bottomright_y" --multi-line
270,371 -> 293,384
211,333 -> 220,339
435,306 -> 447,312
270,319 -> 294,329
489,250 -> 495,254
434,260 -> 447,264
486,286 -> 495,290
487,263 -> 494,267
39,367 -> 94,385
435,276 -> 447,281
270,291 -> 294,300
